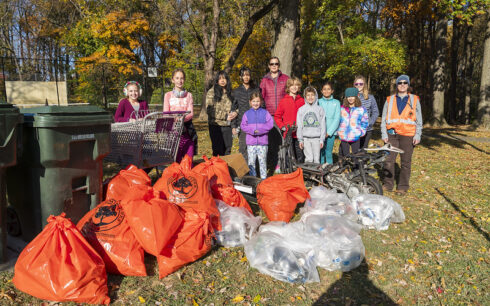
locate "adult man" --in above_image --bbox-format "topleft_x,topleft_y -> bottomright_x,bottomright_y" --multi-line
260,57 -> 289,174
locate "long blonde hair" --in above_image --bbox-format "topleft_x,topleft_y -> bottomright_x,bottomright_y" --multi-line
354,75 -> 369,100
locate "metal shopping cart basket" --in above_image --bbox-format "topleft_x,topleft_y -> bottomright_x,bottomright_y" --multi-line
105,111 -> 187,169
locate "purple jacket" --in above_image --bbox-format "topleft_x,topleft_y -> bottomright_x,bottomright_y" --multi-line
240,108 -> 274,146
260,71 -> 289,116
114,98 -> 149,122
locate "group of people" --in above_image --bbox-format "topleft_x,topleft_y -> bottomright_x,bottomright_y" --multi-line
114,56 -> 422,194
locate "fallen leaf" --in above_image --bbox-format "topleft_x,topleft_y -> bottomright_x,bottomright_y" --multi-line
138,296 -> 145,303
253,294 -> 261,303
232,295 -> 244,303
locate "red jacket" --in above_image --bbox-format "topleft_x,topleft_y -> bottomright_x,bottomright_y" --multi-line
260,71 -> 289,116
274,94 -> 305,138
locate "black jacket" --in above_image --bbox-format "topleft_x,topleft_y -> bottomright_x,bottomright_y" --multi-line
231,84 -> 256,128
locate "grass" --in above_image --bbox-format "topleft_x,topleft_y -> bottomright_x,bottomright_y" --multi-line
0,122 -> 488,305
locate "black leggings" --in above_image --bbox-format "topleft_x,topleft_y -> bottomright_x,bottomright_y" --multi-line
359,130 -> 372,149
340,140 -> 361,156
209,124 -> 233,156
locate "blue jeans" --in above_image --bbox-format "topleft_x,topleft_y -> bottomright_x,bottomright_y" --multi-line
320,135 -> 336,164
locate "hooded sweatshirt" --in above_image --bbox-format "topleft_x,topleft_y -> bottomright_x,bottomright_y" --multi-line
296,88 -> 326,143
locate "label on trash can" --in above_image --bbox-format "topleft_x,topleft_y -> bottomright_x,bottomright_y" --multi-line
72,133 -> 95,141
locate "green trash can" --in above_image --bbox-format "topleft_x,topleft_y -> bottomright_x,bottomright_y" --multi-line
0,102 -> 23,262
7,105 -> 111,241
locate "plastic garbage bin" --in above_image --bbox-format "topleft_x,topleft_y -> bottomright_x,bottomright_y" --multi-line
0,102 -> 23,262
7,105 -> 111,241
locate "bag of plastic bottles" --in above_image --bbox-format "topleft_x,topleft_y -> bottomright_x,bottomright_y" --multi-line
351,194 -> 405,230
215,201 -> 262,247
300,186 -> 357,221
301,212 -> 364,272
244,231 -> 319,283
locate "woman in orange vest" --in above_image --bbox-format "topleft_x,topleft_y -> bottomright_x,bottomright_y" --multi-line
380,75 -> 423,195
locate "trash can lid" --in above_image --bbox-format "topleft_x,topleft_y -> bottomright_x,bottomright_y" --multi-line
20,105 -> 108,115
20,105 -> 111,127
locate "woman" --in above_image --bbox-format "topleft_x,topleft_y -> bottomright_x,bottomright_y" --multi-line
232,66 -> 256,161
163,68 -> 197,162
206,70 -> 239,156
380,74 -> 423,195
353,75 -> 379,149
114,81 -> 149,122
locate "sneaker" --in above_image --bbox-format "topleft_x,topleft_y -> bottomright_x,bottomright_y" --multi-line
382,185 -> 393,192
395,190 -> 407,196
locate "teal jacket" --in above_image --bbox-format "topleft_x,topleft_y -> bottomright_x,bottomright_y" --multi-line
318,96 -> 341,136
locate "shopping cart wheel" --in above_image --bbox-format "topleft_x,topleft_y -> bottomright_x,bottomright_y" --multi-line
7,206 -> 22,237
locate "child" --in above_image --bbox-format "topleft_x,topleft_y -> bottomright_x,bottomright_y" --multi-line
114,81 -> 149,122
240,90 -> 274,179
296,86 -> 326,163
274,77 -> 305,165
163,68 -> 197,162
318,82 -> 341,164
338,87 -> 368,155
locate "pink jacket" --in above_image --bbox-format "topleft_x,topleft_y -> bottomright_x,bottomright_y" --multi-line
260,71 -> 289,116
163,91 -> 194,122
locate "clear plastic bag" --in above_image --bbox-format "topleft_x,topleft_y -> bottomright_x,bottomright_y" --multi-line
244,231 -> 319,283
215,201 -> 262,247
300,212 -> 364,272
300,187 -> 357,221
351,194 -> 405,230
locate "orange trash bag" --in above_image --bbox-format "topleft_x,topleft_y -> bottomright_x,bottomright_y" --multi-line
193,155 -> 252,213
106,165 -> 151,201
193,155 -> 233,186
213,184 -> 252,214
154,155 -> 220,230
77,198 -> 147,276
157,208 -> 215,279
120,185 -> 183,256
256,168 -> 310,222
13,213 -> 110,305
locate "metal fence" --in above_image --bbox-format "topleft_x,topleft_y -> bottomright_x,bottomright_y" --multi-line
0,56 -> 266,110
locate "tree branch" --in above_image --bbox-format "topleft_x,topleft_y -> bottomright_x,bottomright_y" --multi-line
223,0 -> 279,73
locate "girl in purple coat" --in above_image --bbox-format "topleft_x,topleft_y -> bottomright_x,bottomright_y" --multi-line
240,90 -> 274,179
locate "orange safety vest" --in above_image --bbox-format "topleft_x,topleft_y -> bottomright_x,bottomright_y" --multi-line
385,94 -> 419,137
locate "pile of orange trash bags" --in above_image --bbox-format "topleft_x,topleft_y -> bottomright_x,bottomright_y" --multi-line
12,156 -> 306,304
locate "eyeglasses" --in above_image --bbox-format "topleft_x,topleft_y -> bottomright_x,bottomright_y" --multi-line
354,83 -> 364,86
269,62 -> 279,66
397,81 -> 409,85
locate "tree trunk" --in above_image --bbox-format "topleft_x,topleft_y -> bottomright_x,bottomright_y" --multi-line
431,17 -> 448,126
271,0 -> 299,76
198,0 -> 220,121
477,9 -> 490,128
449,21 -> 460,124
461,25 -> 473,124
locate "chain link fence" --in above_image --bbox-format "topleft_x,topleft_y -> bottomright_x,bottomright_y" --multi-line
0,56 -> 266,111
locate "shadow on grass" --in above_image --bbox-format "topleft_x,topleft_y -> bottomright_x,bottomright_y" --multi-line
314,260 -> 397,305
370,126 -> 489,154
435,188 -> 489,242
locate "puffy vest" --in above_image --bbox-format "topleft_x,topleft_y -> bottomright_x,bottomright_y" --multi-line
385,94 -> 419,137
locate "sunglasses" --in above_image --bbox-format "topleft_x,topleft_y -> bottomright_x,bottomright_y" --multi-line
269,62 -> 279,66
354,82 -> 364,86
397,81 -> 409,85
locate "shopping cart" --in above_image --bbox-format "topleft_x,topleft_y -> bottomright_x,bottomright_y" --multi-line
105,111 -> 187,169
